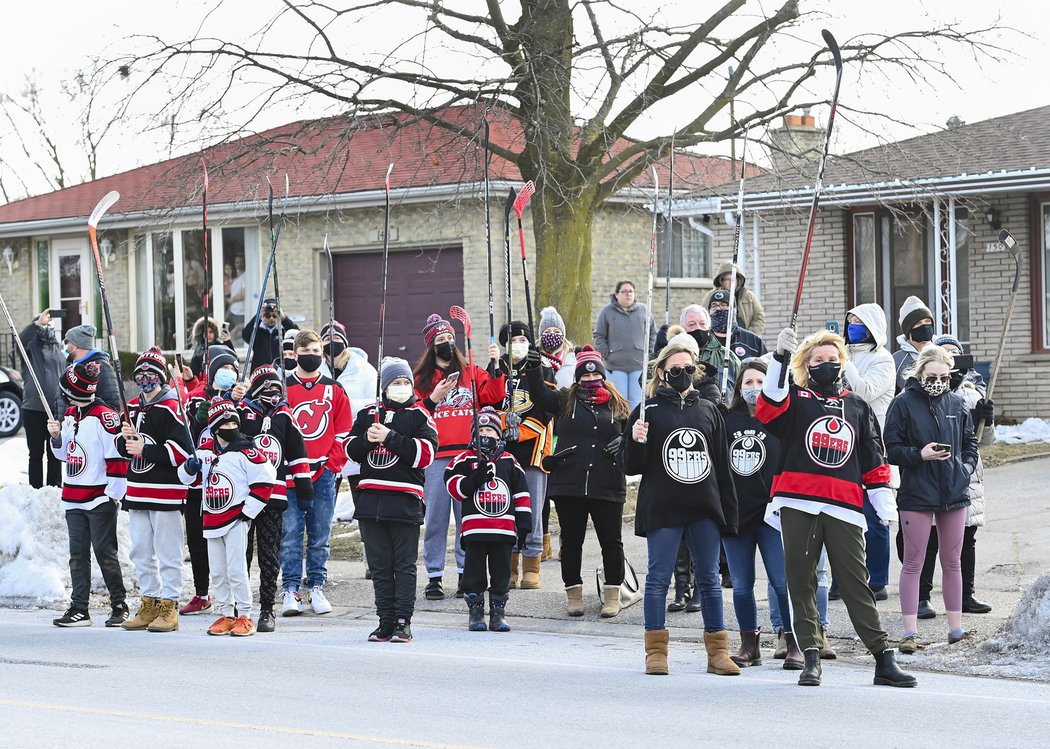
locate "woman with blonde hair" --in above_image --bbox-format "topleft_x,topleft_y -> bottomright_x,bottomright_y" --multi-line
758,327 -> 916,688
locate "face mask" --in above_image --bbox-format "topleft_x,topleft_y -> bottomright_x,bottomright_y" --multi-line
846,323 -> 869,345
910,323 -> 934,343
476,435 -> 504,458
741,386 -> 762,405
434,341 -> 456,362
387,384 -> 414,403
283,356 -> 297,371
325,341 -> 347,359
510,341 -> 529,362
62,343 -> 74,360
710,308 -> 730,335
540,331 -> 564,353
215,426 -> 240,443
134,372 -> 161,394
297,354 -> 323,373
578,378 -> 603,389
213,368 -> 238,391
257,388 -> 283,407
921,377 -> 950,398
949,372 -> 964,391
807,362 -> 841,388
663,368 -> 693,393
689,328 -> 711,350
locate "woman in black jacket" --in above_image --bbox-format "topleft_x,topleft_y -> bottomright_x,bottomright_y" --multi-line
883,344 -> 978,653
619,341 -> 739,677
526,345 -> 630,618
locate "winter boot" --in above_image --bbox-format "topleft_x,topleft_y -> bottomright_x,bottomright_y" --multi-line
466,593 -> 487,631
644,629 -> 669,675
798,648 -> 822,686
703,630 -> 741,676
424,577 -> 445,600
782,632 -> 804,670
147,598 -> 179,632
455,574 -> 464,598
730,629 -> 762,667
774,628 -> 788,659
509,553 -> 521,589
122,596 -> 160,631
521,555 -> 541,589
257,609 -> 276,633
819,625 -> 837,659
542,533 -> 553,561
600,585 -> 621,618
566,584 -> 584,617
104,601 -> 129,628
873,649 -> 918,688
668,548 -> 692,612
488,596 -> 511,632
684,586 -> 702,613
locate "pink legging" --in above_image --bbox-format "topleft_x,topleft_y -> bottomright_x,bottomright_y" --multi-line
899,508 -> 967,616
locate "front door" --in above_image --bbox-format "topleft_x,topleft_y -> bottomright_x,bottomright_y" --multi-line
51,239 -> 91,337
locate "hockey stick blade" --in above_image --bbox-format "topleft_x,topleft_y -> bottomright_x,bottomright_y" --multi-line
504,188 -> 517,222
449,305 -> 472,338
513,181 -> 536,219
89,191 -> 120,228
822,29 -> 843,72
385,163 -> 394,191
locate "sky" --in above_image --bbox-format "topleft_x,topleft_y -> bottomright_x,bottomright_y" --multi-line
0,0 -> 1045,202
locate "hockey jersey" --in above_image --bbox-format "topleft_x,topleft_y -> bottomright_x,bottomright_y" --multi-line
50,403 -> 129,511
237,399 -> 314,509
416,364 -> 506,459
501,358 -> 555,469
445,448 -> 531,544
178,435 -> 276,538
722,407 -> 780,534
345,397 -> 438,502
117,389 -> 193,511
285,371 -> 353,481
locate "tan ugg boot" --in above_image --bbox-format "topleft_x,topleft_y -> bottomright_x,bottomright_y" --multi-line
509,552 -> 521,589
122,596 -> 159,631
542,533 -> 553,561
644,629 -> 669,675
704,630 -> 741,676
600,585 -> 621,618
147,598 -> 180,632
521,555 -> 541,589
566,585 -> 584,617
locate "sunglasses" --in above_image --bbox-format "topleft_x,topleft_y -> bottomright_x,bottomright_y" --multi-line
666,365 -> 697,378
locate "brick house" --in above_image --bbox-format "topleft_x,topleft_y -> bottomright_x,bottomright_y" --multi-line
670,106 -> 1050,420
0,106 -> 747,368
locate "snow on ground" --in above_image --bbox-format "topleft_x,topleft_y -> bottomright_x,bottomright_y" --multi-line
995,418 -> 1050,444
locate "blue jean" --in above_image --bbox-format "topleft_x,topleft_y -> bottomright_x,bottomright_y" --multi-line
280,469 -> 337,591
608,369 -> 643,412
521,467 -> 547,558
722,524 -> 791,633
863,493 -> 890,588
422,457 -> 464,577
771,546 -> 829,629
644,520 -> 724,632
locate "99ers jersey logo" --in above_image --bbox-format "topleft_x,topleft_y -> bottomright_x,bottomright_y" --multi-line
293,399 -> 331,441
254,434 -> 283,468
368,444 -> 399,470
474,476 -> 512,517
65,440 -> 87,477
730,434 -> 765,477
662,428 -> 711,484
204,469 -> 235,513
806,415 -> 855,468
130,434 -> 157,474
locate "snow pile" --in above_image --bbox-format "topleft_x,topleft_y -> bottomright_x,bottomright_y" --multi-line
995,418 -> 1050,444
984,572 -> 1050,655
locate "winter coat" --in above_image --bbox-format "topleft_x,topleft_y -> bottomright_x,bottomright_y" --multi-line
883,379 -> 979,514
241,314 -> 299,372
842,303 -> 895,431
954,378 -> 990,527
619,387 -> 738,536
723,406 -> 779,535
322,348 -> 379,478
703,262 -> 766,334
527,369 -> 626,502
117,388 -> 193,511
892,338 -> 921,394
699,336 -> 741,385
55,349 -> 121,415
416,364 -> 506,459
18,322 -> 65,414
719,327 -> 767,361
593,295 -> 658,371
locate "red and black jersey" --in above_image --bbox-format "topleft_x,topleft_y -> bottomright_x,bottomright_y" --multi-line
178,435 -> 276,538
445,449 -> 531,544
285,372 -> 353,481
237,399 -> 314,509
722,407 -> 780,534
416,364 -> 506,459
118,389 -> 193,511
345,398 -> 438,502
50,403 -> 129,511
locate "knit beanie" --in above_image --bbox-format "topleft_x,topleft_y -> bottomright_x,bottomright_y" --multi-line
248,364 -> 282,398
933,334 -> 963,353
207,398 -> 240,431
422,314 -> 454,347
65,324 -> 97,350
667,332 -> 700,358
574,344 -> 607,381
134,346 -> 168,380
60,361 -> 100,402
498,320 -> 533,347
320,320 -> 349,344
475,406 -> 503,437
538,306 -> 566,335
282,329 -> 298,352
899,296 -> 934,335
709,289 -> 732,308
379,356 -> 413,393
207,345 -> 238,384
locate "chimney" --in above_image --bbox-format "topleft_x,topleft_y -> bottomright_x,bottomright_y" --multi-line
768,108 -> 825,176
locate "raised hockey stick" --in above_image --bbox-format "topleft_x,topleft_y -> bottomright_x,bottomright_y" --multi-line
87,190 -> 129,419
637,167 -> 659,442
721,128 -> 749,403
513,181 -> 537,339
483,119 -> 495,347
200,158 -> 213,383
664,133 -> 675,326
375,163 -> 394,422
977,228 -> 1022,441
243,176 -> 289,378
0,292 -> 54,421
449,305 -> 480,451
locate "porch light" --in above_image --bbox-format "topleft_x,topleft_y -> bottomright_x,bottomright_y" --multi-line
985,208 -> 1001,230
100,238 -> 114,267
2,246 -> 15,275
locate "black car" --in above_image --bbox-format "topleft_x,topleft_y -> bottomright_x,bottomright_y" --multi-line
0,364 -> 24,438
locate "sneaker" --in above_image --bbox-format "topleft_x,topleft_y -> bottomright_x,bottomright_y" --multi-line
424,578 -> 445,600
207,615 -> 237,636
391,616 -> 413,642
898,634 -> 920,654
308,587 -> 332,615
230,615 -> 256,637
368,620 -> 396,642
282,590 -> 303,617
179,595 -> 213,616
870,586 -> 888,602
257,609 -> 276,633
53,608 -> 91,627
104,602 -> 129,628
948,629 -> 973,645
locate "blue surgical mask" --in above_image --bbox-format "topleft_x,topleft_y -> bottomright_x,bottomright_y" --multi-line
214,368 -> 238,391
847,323 -> 869,345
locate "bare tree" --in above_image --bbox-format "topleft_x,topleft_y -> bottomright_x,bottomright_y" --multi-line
117,0 -> 1003,333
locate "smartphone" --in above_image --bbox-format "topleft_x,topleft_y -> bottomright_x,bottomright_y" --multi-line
444,371 -> 460,384
49,308 -> 67,319
934,443 -> 951,452
824,320 -> 840,335
221,321 -> 230,335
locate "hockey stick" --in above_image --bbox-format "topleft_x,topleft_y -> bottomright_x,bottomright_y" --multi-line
449,305 -> 480,452
637,167 -> 659,442
0,293 -> 54,421
779,28 -> 843,387
268,175 -> 289,314
200,158 -> 213,385
721,128 -> 749,403
664,133 -> 675,326
243,176 -> 289,378
323,233 -> 335,361
513,181 -> 537,339
977,228 -> 1022,441
503,187 -> 516,328
483,118 -> 495,347
375,163 -> 394,423
87,190 -> 129,419
168,357 -> 196,449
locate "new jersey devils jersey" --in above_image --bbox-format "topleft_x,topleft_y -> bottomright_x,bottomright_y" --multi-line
285,372 -> 353,481
51,403 -> 129,511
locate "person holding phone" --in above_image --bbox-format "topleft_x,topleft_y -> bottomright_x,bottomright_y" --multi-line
19,308 -> 67,488
883,344 -> 978,653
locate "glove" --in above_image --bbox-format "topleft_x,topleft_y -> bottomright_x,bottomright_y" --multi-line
523,346 -> 541,371
516,528 -> 529,550
541,445 -> 577,472
776,327 -> 798,356
185,457 -> 203,474
194,401 -> 209,423
973,398 -> 994,424
867,486 -> 897,525
298,496 -> 314,516
504,425 -> 521,443
604,435 -> 623,458
463,461 -> 495,494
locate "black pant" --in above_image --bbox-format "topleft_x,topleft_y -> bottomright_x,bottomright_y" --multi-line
183,489 -> 209,596
25,410 -> 61,489
542,495 -> 551,534
359,518 -> 420,621
462,540 -> 513,599
247,504 -> 284,610
66,503 -> 126,609
553,496 -> 624,588
897,525 -> 979,600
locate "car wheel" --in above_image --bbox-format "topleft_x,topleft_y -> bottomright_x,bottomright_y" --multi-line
0,391 -> 23,437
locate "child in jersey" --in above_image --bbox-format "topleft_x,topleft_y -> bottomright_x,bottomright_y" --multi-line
48,361 -> 129,628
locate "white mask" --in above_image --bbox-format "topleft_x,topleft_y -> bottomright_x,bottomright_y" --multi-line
511,341 -> 529,362
741,386 -> 762,405
386,384 -> 414,403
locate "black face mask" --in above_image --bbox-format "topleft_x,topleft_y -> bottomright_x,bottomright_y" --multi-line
909,323 -> 934,343
689,329 -> 711,350
664,369 -> 693,393
435,341 -> 456,362
215,426 -> 240,443
807,362 -> 841,388
949,371 -> 965,391
476,435 -> 505,459
297,354 -> 323,373
283,356 -> 297,371
325,341 -> 347,359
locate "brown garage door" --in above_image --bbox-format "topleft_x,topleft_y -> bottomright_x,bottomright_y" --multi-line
333,245 -> 464,368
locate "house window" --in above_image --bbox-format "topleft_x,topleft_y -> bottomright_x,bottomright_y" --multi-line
1041,203 -> 1050,350
658,218 -> 712,279
853,213 -> 876,305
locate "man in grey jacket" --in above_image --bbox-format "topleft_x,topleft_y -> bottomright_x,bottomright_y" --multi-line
592,280 -> 657,410
19,309 -> 67,487
53,324 -> 121,416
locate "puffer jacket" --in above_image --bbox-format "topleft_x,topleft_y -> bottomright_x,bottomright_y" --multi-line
883,378 -> 978,513
955,376 -> 991,527
842,303 -> 895,431
702,261 -> 766,334
593,295 -> 657,371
